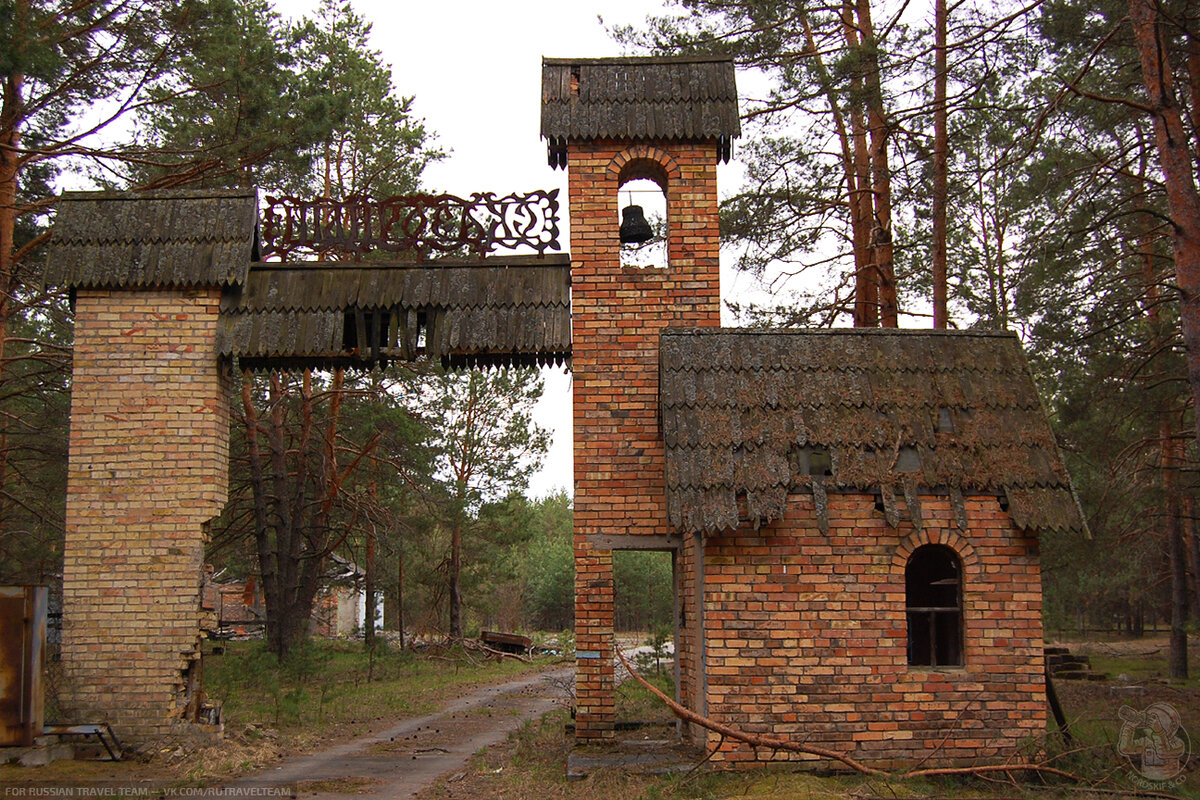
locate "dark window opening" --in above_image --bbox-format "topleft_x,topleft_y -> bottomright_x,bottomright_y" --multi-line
905,544 -> 963,667
896,445 -> 922,472
794,445 -> 833,477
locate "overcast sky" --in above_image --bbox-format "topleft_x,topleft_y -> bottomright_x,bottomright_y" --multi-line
271,0 -> 759,497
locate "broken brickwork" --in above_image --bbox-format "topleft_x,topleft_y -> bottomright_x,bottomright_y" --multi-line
60,289 -> 228,742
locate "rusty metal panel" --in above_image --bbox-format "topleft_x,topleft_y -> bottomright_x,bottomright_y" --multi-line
0,586 -> 47,747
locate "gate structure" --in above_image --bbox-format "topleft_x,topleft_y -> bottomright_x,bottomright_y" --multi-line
45,188 -> 568,744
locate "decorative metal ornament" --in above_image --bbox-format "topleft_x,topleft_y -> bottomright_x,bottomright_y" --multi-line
619,204 -> 654,245
261,189 -> 561,261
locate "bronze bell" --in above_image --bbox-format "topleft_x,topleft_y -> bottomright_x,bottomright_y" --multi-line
619,204 -> 654,245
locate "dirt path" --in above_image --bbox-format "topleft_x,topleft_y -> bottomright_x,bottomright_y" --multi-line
221,665 -> 573,798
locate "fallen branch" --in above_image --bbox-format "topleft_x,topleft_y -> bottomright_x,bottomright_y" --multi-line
464,638 -> 532,663
904,762 -> 1083,781
614,647 -> 1094,786
614,648 -> 885,775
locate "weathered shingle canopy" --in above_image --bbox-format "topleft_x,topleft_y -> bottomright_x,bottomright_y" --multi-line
541,55 -> 741,166
661,328 -> 1086,537
44,189 -> 572,370
219,256 -> 571,370
45,188 -> 259,289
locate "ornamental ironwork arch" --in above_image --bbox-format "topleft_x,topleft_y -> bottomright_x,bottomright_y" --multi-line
261,190 -> 561,261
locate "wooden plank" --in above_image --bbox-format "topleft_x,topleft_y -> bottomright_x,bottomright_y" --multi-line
589,534 -> 681,551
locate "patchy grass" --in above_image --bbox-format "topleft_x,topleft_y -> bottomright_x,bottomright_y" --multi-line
294,775 -> 386,793
421,641 -> 1200,800
1,638 -> 561,790
207,638 -> 550,744
417,710 -> 1046,800
8,636 -> 1200,798
616,667 -> 676,724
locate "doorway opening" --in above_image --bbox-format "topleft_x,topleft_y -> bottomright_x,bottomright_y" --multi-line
612,549 -> 677,735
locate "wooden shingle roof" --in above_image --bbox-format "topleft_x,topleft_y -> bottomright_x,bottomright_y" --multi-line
218,255 -> 571,370
541,55 -> 740,163
43,189 -> 572,371
45,188 -> 258,289
660,328 -> 1086,536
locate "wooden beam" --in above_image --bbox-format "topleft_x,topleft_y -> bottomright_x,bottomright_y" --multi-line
588,534 -> 680,551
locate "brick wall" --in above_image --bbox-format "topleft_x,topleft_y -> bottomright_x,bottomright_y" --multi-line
691,491 -> 1045,767
60,289 -> 228,745
570,140 -> 721,737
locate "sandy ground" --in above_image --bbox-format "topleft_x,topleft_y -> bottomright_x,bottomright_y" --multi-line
215,665 -> 575,798
0,664 -> 575,797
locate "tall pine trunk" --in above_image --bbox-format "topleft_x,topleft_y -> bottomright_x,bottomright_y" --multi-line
932,0 -> 949,328
0,19 -> 24,551
1186,501 -> 1200,619
844,1 -> 878,327
857,0 -> 898,326
1131,0 -> 1199,678
1162,426 -> 1189,679
364,515 -> 376,648
1131,0 -> 1200,473
449,516 -> 463,639
397,549 -> 405,648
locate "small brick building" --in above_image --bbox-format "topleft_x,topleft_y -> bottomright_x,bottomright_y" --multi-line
544,55 -> 1086,767
661,328 -> 1082,766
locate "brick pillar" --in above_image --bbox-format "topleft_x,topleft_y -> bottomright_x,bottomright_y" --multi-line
573,539 -> 614,736
569,140 -> 721,738
61,289 -> 228,745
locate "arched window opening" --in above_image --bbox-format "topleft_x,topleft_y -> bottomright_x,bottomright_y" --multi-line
618,177 -> 667,269
905,544 -> 963,667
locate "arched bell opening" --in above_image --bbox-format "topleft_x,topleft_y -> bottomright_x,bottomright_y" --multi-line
617,159 -> 669,269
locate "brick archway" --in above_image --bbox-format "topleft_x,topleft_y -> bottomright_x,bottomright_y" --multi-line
892,527 -> 979,573
606,144 -> 682,187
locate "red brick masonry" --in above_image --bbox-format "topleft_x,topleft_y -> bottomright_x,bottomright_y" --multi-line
685,492 -> 1045,767
570,140 -> 721,737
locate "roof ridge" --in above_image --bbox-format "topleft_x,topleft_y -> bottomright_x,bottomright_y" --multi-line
542,54 -> 734,66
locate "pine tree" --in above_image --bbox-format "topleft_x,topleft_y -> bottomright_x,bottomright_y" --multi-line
123,0 -> 327,190
419,368 -> 549,639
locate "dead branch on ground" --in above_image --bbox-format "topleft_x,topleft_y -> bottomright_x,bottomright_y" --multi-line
614,647 -> 1094,786
463,638 -> 532,663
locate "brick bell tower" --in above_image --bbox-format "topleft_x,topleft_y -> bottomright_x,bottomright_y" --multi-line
541,55 -> 739,738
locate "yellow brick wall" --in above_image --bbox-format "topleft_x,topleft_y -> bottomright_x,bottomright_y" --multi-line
60,289 -> 228,744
